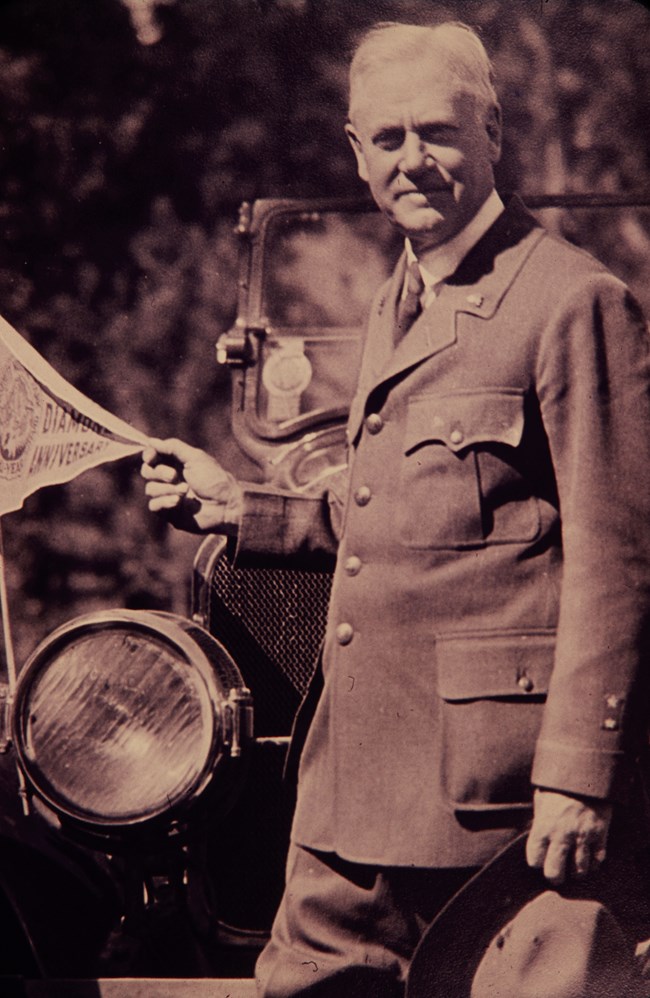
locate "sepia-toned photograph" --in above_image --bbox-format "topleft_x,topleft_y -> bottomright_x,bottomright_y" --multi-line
1,1 -> 650,995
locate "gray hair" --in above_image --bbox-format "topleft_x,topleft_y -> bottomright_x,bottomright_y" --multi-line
348,21 -> 498,123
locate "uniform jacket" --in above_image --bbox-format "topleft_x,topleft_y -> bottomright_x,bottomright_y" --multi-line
233,198 -> 650,868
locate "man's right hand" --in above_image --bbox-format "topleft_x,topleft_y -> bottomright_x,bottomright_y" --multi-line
140,437 -> 243,535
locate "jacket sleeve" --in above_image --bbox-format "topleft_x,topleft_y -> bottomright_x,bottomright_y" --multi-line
229,465 -> 349,571
531,271 -> 650,804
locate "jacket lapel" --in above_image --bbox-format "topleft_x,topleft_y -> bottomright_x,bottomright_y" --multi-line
347,197 -> 545,445
347,256 -> 403,442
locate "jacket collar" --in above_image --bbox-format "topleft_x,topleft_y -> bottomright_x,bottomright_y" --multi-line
347,196 -> 546,445
404,187 -> 505,297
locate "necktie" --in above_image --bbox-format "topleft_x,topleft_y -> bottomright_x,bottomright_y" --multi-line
395,261 -> 425,345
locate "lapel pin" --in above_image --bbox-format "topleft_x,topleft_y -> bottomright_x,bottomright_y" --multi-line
466,294 -> 484,307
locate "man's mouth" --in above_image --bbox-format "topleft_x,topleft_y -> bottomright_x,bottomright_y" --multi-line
396,185 -> 451,200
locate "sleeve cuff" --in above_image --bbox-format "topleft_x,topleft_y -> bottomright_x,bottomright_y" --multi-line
230,485 -> 337,571
532,739 -> 635,804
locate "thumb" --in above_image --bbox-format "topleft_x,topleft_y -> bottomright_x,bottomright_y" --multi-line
146,437 -> 205,466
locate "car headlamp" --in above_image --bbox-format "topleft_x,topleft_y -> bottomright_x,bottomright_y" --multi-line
12,610 -> 252,832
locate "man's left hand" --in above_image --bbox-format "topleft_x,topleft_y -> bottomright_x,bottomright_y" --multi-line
526,788 -> 612,885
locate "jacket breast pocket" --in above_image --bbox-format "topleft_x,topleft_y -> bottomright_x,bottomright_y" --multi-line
397,389 -> 540,549
436,630 -> 555,811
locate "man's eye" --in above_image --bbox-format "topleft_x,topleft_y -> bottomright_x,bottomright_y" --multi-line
373,130 -> 404,151
418,126 -> 455,144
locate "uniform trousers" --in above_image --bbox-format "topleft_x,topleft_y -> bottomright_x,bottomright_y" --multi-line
255,841 -> 477,998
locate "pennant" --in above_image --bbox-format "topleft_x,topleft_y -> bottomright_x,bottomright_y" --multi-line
0,315 -> 149,516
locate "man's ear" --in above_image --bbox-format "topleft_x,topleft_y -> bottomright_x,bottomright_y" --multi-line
486,104 -> 502,164
344,123 -> 370,183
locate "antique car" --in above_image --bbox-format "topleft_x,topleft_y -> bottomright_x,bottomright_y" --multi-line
0,192 -> 649,995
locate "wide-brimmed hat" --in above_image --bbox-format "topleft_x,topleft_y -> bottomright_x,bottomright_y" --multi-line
407,832 -> 647,998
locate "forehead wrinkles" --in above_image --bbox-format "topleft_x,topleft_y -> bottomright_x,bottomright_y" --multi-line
351,76 -> 475,138
349,57 -> 475,132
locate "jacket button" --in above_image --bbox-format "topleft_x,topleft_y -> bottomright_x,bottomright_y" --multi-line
449,428 -> 464,445
336,622 -> 354,645
344,555 -> 362,576
517,675 -> 534,692
366,414 -> 384,435
354,486 -> 372,506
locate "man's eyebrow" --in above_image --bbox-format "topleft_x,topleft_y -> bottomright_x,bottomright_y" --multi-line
415,116 -> 459,129
371,119 -> 459,140
417,121 -> 459,135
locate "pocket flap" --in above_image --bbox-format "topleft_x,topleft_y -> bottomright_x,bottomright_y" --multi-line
436,630 -> 555,700
404,390 -> 525,454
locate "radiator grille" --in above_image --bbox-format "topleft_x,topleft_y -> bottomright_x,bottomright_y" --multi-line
206,555 -> 332,736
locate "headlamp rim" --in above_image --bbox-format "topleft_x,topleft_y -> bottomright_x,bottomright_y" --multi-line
12,609 -> 243,830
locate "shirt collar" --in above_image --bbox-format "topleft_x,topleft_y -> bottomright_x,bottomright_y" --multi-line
405,189 -> 505,293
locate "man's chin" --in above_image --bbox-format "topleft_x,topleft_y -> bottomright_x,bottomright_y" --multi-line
391,202 -> 447,239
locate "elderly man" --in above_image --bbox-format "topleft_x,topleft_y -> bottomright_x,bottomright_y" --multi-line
141,21 -> 650,998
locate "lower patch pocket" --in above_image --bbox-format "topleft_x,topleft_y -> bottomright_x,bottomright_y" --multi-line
436,630 -> 555,810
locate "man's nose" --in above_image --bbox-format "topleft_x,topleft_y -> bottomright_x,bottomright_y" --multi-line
400,132 -> 431,174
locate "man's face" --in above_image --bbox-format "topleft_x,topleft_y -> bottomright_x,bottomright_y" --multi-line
346,56 -> 501,252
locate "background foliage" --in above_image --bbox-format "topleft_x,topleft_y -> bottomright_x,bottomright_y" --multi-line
1,0 -> 649,667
